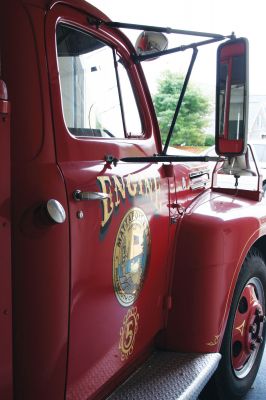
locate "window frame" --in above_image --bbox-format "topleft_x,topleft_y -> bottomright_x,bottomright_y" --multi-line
55,21 -> 144,141
45,4 -> 160,163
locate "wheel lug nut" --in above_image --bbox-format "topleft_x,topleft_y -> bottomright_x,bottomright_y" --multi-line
249,325 -> 256,334
255,308 -> 262,316
250,342 -> 256,351
256,336 -> 263,344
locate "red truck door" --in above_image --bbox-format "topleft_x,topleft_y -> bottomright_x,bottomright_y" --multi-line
0,80 -> 12,399
46,5 -> 171,399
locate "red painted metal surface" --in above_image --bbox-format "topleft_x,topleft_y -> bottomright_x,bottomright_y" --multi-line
1,1 -> 266,399
46,5 -> 170,398
2,2 -> 70,398
0,80 -> 12,400
162,189 -> 266,353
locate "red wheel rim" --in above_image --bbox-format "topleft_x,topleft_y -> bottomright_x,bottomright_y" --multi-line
231,278 -> 265,378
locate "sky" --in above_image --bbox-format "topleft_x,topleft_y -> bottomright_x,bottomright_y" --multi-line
88,0 -> 266,100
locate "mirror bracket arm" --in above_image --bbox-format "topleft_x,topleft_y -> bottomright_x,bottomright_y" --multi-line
87,16 -> 103,28
104,21 -> 230,40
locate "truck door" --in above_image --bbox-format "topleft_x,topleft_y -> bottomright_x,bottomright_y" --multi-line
0,80 -> 12,399
46,6 -> 171,399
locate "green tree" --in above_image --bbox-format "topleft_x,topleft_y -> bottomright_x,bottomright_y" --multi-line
153,70 -> 212,146
204,133 -> 215,146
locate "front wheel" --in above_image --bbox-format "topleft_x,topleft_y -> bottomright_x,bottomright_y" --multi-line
203,250 -> 266,399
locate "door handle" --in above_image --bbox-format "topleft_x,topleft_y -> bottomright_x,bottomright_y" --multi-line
73,190 -> 110,201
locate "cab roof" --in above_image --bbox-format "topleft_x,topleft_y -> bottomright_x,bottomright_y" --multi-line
22,0 -> 110,22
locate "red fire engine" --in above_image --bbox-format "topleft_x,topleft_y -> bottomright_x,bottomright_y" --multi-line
1,1 -> 265,399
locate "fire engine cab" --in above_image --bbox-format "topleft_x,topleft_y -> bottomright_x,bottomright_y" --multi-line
1,1 -> 266,399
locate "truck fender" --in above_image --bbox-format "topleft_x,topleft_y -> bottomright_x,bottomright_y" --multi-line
162,191 -> 266,353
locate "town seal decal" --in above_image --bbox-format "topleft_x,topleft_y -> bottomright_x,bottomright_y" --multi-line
113,207 -> 150,307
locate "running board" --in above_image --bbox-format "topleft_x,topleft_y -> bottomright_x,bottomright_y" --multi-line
107,352 -> 221,400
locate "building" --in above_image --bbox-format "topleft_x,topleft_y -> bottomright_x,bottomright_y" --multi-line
248,95 -> 266,140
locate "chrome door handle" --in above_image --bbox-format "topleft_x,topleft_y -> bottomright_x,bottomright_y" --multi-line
73,190 -> 110,201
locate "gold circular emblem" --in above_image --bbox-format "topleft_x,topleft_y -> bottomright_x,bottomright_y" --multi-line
119,307 -> 139,360
113,207 -> 150,307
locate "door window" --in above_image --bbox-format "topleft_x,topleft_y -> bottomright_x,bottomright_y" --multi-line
56,24 -> 142,138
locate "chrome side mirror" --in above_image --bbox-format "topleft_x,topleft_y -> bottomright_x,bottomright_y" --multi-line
135,31 -> 168,59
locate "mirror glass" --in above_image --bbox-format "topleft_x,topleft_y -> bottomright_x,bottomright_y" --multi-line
135,31 -> 168,58
216,38 -> 248,155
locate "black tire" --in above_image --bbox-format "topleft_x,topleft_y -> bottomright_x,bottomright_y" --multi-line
202,249 -> 266,399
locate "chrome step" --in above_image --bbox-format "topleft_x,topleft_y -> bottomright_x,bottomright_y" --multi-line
107,351 -> 221,400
